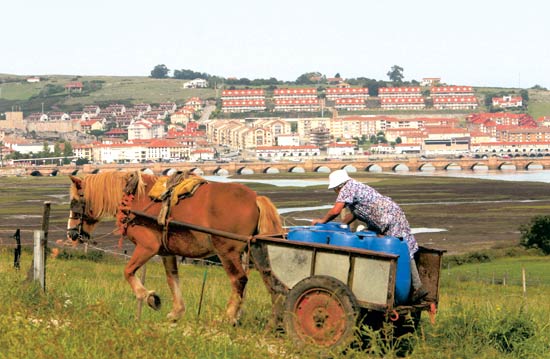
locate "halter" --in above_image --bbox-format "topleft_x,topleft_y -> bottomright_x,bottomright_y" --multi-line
67,188 -> 98,243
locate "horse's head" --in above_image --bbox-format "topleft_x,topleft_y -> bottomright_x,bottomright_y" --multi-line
67,175 -> 99,243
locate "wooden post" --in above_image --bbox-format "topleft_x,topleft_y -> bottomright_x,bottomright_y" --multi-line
136,264 -> 147,321
13,229 -> 21,270
41,202 -> 51,291
522,267 -> 526,297
33,230 -> 45,290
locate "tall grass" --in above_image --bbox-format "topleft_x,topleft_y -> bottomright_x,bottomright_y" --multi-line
1,249 -> 549,358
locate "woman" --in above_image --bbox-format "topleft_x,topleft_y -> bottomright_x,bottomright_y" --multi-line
312,169 -> 428,303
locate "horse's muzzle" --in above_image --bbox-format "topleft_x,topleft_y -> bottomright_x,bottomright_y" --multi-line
67,227 -> 90,243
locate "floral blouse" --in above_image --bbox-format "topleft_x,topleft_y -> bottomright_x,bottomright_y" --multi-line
336,179 -> 418,257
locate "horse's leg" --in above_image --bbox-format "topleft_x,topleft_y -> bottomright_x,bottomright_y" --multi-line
162,255 -> 185,322
215,239 -> 248,325
124,244 -> 161,311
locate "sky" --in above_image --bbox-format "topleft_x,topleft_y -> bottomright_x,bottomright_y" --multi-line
1,0 -> 549,89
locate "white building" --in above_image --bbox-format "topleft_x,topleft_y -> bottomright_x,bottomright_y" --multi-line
127,118 -> 166,140
183,78 -> 208,88
326,142 -> 355,157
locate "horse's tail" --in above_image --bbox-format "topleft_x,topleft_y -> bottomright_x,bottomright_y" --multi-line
256,196 -> 283,234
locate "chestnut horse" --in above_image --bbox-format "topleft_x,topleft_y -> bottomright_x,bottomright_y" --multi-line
67,170 -> 283,324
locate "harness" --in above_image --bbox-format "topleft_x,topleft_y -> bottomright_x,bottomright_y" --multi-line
116,171 -> 207,251
67,188 -> 99,243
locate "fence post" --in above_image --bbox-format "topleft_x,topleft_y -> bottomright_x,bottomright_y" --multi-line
13,229 -> 21,270
522,267 -> 526,297
41,201 -> 51,292
33,230 -> 45,291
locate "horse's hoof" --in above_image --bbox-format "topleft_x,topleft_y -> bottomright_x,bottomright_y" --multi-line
146,293 -> 161,310
167,311 -> 184,323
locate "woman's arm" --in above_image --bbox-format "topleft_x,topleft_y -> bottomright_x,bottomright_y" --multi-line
312,202 -> 346,225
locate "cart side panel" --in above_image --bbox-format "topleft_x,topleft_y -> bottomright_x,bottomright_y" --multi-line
416,247 -> 444,303
352,258 -> 393,306
267,245 -> 313,289
314,252 -> 350,284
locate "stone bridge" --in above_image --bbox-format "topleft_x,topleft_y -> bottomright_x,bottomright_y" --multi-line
5,156 -> 549,177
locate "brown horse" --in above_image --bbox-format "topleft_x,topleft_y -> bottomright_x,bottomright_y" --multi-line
67,170 -> 283,324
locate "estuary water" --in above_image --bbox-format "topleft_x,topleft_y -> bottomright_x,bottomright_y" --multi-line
204,169 -> 550,187
204,170 -> 550,235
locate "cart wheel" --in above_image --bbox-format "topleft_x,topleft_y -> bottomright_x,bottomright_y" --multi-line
284,275 -> 359,349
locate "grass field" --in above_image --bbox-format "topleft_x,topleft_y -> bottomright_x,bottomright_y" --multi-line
1,251 -> 549,358
0,172 -> 549,357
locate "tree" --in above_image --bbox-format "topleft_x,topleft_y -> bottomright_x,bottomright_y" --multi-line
296,72 -> 323,85
150,64 -> 170,79
387,65 -> 404,84
520,215 -> 550,254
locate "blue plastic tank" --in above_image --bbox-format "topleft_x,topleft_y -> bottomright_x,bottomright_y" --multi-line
369,236 -> 411,304
287,228 -> 330,244
314,222 -> 349,232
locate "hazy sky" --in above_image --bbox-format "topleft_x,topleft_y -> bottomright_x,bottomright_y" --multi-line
2,0 -> 548,89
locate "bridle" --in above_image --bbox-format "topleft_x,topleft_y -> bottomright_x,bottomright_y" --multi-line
67,188 -> 98,243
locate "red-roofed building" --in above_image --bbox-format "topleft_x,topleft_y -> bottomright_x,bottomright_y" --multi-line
326,87 -> 369,100
255,145 -> 320,159
326,142 -> 355,156
273,88 -> 317,100
433,96 -> 478,110
380,97 -> 426,110
334,98 -> 367,111
379,86 -> 422,98
65,81 -> 83,93
222,99 -> 266,113
492,95 -> 523,108
274,99 -> 320,112
430,86 -> 474,97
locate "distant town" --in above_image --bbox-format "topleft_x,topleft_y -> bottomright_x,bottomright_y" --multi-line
1,75 -> 549,167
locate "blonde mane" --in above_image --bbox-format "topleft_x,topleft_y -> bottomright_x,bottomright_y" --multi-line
72,171 -> 152,218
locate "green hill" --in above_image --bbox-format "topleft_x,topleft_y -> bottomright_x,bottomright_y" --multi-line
1,74 -> 549,119
0,74 -> 217,114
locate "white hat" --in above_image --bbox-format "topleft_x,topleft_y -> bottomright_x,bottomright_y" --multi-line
328,169 -> 351,189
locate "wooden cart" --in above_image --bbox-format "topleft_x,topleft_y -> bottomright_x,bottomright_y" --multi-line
250,233 -> 445,349
132,211 -> 445,350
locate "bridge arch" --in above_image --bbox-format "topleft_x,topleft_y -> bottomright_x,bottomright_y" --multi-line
263,167 -> 280,174
526,162 -> 543,170
70,169 -> 80,176
342,165 -> 357,173
190,167 -> 204,176
498,162 -> 516,171
214,167 -> 229,176
392,163 -> 409,172
418,163 -> 435,172
365,164 -> 382,172
471,163 -> 489,171
289,166 -> 305,173
444,163 -> 462,171
141,168 -> 155,175
237,167 -> 254,175
314,165 -> 331,173
30,170 -> 43,176
91,168 -> 101,174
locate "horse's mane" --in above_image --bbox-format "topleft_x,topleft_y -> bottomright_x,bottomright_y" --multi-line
74,171 -> 156,218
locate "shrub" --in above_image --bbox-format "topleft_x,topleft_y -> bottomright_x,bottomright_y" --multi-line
519,215 -> 550,254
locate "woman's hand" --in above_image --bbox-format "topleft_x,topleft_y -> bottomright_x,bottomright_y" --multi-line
311,219 -> 323,226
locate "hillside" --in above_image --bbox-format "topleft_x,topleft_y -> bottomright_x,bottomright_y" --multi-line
0,74 -> 217,114
1,74 -> 549,119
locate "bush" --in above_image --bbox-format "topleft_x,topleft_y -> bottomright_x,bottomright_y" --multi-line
519,215 -> 550,254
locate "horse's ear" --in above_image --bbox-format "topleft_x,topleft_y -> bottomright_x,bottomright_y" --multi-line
69,175 -> 83,190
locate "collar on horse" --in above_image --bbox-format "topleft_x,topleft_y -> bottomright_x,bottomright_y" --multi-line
116,171 -> 208,251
